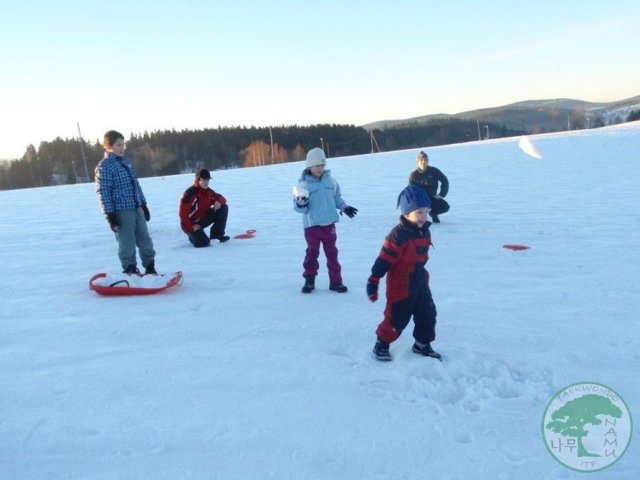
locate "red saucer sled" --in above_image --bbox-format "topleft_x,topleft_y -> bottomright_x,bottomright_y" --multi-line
502,244 -> 530,251
89,271 -> 183,296
233,229 -> 256,239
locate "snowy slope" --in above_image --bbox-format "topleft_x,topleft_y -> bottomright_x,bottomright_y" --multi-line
1,122 -> 639,479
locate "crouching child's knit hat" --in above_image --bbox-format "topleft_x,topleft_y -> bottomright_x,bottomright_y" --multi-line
195,168 -> 211,180
397,185 -> 431,215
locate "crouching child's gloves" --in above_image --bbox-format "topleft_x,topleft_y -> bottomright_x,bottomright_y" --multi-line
141,203 -> 151,221
366,276 -> 379,302
107,212 -> 119,232
342,206 -> 358,218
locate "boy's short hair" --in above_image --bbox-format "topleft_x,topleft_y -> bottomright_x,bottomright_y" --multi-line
103,130 -> 124,150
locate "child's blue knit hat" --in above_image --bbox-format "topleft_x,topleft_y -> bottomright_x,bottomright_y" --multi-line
397,185 -> 430,215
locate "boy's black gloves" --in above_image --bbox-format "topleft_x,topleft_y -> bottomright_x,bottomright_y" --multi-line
141,203 -> 151,221
367,276 -> 379,303
107,212 -> 119,232
342,206 -> 358,218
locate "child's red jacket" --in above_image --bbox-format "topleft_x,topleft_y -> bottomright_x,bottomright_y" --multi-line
179,182 -> 227,233
371,216 -> 432,301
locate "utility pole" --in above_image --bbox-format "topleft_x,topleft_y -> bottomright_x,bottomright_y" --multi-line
70,158 -> 79,184
370,131 -> 381,153
484,125 -> 489,140
477,120 -> 481,141
77,122 -> 89,182
269,126 -> 274,163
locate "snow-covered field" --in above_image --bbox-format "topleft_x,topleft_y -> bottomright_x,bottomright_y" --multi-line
1,122 -> 638,479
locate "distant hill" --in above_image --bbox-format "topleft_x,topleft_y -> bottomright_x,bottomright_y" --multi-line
363,95 -> 640,133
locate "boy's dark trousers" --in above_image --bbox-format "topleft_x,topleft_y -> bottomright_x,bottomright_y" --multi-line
429,196 -> 450,217
187,204 -> 229,248
375,285 -> 437,345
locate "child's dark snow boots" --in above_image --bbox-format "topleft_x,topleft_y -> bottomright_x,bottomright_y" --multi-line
329,283 -> 348,293
145,262 -> 157,275
302,277 -> 348,294
301,276 -> 315,293
412,342 -> 442,360
123,265 -> 140,275
372,340 -> 392,361
373,341 -> 441,362
211,234 -> 230,242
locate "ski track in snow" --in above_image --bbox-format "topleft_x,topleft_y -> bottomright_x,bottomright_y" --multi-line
0,123 -> 639,479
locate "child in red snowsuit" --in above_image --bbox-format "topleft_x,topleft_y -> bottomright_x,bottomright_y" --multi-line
367,185 -> 441,361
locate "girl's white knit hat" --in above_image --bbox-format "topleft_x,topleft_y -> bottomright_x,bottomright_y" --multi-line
305,147 -> 327,168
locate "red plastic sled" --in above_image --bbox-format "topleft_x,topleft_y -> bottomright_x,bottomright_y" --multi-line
502,244 -> 530,251
233,229 -> 256,239
89,271 -> 183,296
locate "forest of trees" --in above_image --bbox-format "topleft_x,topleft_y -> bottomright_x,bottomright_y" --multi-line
0,124 -> 369,190
2,111 -> 634,191
627,109 -> 640,122
0,119 -> 522,191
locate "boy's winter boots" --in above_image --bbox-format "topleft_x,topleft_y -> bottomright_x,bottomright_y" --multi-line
301,276 -> 315,293
145,262 -> 157,275
211,234 -> 230,242
372,340 -> 392,361
412,342 -> 442,360
372,340 -> 441,362
123,265 -> 140,275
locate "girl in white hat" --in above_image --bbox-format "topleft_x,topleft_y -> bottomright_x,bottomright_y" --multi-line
293,148 -> 358,294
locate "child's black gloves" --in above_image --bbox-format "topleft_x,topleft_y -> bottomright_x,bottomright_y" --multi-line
367,276 -> 379,302
106,212 -> 119,232
141,203 -> 151,221
342,206 -> 358,218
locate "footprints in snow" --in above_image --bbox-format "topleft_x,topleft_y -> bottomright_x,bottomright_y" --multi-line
362,353 -> 553,411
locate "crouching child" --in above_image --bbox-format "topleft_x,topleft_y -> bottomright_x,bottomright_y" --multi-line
367,185 -> 442,361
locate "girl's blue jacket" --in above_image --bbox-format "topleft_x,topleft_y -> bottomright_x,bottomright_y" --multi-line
293,169 -> 346,228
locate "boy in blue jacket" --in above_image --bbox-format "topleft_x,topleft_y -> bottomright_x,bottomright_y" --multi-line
293,148 -> 358,293
367,185 -> 441,361
95,130 -> 156,275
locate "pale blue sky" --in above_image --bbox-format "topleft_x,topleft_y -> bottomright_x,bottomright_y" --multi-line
1,0 -> 638,159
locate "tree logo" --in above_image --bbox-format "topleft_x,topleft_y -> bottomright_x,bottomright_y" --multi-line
542,382 -> 632,472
